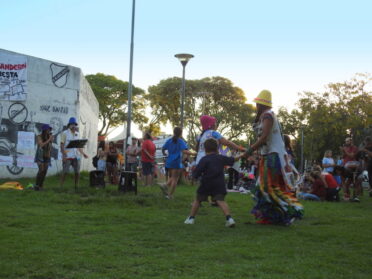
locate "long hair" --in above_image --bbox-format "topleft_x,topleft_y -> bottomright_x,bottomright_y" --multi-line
323,149 -> 332,158
41,129 -> 50,142
284,135 -> 292,151
172,127 -> 182,143
254,103 -> 271,123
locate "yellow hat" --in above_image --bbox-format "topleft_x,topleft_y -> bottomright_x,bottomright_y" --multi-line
253,90 -> 272,107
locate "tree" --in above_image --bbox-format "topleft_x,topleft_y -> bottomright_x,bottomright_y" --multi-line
146,76 -> 256,147
278,74 -> 372,164
86,73 -> 148,136
138,120 -> 162,137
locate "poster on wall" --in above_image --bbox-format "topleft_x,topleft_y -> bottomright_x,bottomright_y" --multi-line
17,131 -> 35,150
0,53 -> 27,101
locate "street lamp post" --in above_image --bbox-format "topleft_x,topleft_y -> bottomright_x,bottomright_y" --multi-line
300,126 -> 304,172
175,53 -> 194,130
124,0 -> 136,170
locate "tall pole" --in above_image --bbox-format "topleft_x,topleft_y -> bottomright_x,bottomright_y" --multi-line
124,0 -> 135,170
175,53 -> 193,131
300,127 -> 304,173
180,63 -> 186,130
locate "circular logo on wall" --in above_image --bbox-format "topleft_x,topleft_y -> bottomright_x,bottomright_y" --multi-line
8,103 -> 28,125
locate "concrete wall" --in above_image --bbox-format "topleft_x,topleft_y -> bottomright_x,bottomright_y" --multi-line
0,48 -> 98,179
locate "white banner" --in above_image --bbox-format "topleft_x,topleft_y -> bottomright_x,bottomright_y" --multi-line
0,53 -> 27,101
17,131 -> 35,150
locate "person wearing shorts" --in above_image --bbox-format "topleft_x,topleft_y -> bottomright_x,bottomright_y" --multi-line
340,137 -> 359,201
184,138 -> 244,227
161,127 -> 195,199
141,132 -> 156,186
59,117 -> 88,189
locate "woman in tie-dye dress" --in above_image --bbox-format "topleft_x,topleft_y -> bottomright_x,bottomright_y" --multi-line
246,90 -> 304,225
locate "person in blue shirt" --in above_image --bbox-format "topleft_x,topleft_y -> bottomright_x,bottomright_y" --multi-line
97,149 -> 106,172
322,150 -> 335,173
161,127 -> 195,199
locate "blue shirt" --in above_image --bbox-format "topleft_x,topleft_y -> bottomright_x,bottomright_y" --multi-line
322,157 -> 335,173
97,159 -> 106,171
162,138 -> 188,169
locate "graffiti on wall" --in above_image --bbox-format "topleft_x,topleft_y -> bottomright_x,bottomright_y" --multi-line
0,102 -> 35,175
0,101 -> 72,176
80,116 -> 92,151
50,63 -> 70,88
40,104 -> 69,114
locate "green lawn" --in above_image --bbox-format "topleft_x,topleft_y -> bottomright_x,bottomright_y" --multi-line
0,174 -> 371,279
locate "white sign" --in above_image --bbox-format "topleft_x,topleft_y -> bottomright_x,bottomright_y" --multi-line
17,131 -> 35,150
0,53 -> 27,101
17,155 -> 37,169
153,135 -> 171,159
0,155 -> 12,166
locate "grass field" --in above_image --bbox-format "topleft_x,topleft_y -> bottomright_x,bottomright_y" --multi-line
0,173 -> 371,279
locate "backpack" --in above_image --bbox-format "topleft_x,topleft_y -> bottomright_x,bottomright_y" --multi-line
92,155 -> 99,168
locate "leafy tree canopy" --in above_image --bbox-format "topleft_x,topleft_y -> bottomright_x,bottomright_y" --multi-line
146,76 -> 256,147
86,73 -> 148,136
277,73 -> 372,164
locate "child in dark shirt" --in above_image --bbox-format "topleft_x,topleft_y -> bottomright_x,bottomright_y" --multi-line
184,138 -> 245,227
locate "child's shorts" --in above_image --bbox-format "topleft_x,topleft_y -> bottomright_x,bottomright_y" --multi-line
196,193 -> 226,202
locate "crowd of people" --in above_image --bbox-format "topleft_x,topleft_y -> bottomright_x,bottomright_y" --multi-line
297,136 -> 372,202
33,90 -> 371,228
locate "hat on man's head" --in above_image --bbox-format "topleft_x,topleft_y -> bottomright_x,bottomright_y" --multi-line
41,124 -> 52,131
253,90 -> 272,107
200,115 -> 216,131
68,117 -> 78,126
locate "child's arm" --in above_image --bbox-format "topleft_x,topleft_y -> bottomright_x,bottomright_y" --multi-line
183,149 -> 196,156
192,160 -> 205,179
233,152 -> 245,162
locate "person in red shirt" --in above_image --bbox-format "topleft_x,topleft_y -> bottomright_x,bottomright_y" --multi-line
340,137 -> 360,201
323,172 -> 340,201
312,165 -> 340,202
310,171 -> 327,201
141,132 -> 156,186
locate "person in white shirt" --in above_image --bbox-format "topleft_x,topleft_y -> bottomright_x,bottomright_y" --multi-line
59,117 -> 88,189
322,150 -> 335,173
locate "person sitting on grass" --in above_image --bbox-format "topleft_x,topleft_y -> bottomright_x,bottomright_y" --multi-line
313,165 -> 340,202
310,171 -> 327,201
297,174 -> 321,201
184,138 -> 245,227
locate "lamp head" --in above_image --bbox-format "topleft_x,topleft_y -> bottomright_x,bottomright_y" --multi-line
175,53 -> 194,66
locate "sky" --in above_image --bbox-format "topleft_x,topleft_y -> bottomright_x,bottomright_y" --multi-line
2,0 -> 372,137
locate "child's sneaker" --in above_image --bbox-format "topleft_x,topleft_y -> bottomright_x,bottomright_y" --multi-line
225,217 -> 236,227
184,217 -> 195,224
